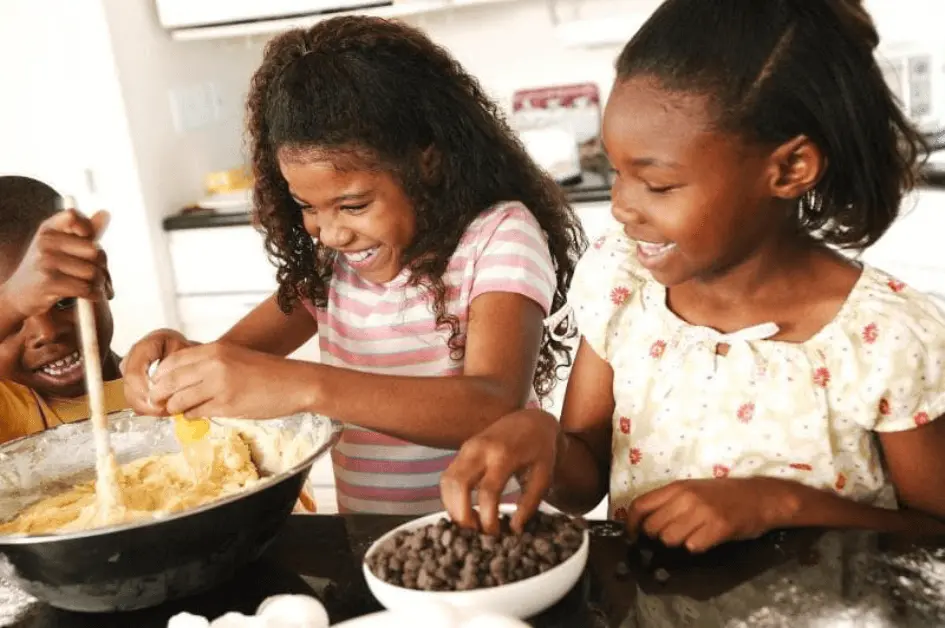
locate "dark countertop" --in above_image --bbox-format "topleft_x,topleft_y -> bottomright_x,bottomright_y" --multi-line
161,155 -> 945,232
8,515 -> 945,627
161,184 -> 616,231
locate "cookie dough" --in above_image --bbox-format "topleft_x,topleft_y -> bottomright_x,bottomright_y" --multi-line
0,428 -> 260,536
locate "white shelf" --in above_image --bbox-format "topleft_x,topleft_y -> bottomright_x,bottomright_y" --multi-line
168,0 -> 514,41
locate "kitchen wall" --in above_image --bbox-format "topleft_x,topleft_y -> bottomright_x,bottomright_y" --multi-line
119,0 -> 945,215
0,0 -> 172,355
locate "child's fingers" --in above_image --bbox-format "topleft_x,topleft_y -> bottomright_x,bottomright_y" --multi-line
626,482 -> 684,534
679,521 -> 720,554
162,379 -> 214,418
652,513 -> 706,548
88,210 -> 111,241
123,332 -> 190,409
510,462 -> 551,533
41,209 -> 110,242
44,209 -> 96,239
476,469 -> 511,536
440,459 -> 485,531
42,253 -> 104,285
153,343 -> 216,379
637,493 -> 693,540
39,231 -> 104,262
149,360 -> 205,407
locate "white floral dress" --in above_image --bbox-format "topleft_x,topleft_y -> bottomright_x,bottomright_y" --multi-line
568,228 -> 945,519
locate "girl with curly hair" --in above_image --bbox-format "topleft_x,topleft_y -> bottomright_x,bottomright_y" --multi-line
123,16 -> 586,514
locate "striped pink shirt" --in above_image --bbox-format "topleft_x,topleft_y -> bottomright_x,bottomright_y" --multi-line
307,202 -> 557,514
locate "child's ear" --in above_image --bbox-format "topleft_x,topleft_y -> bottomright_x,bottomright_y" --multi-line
767,135 -> 825,201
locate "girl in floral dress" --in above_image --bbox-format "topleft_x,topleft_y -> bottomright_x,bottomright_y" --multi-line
440,0 -> 945,550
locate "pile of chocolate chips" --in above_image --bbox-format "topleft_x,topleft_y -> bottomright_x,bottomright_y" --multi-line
366,512 -> 587,591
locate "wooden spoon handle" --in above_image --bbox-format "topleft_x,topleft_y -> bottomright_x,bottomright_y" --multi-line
61,195 -> 121,510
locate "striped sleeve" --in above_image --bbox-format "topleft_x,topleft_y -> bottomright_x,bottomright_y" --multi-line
468,203 -> 557,315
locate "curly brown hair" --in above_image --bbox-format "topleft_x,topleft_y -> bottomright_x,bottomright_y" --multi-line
246,16 -> 586,398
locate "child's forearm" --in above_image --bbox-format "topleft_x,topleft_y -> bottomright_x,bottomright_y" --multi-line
768,478 -> 945,535
544,431 -> 610,515
296,362 -> 532,450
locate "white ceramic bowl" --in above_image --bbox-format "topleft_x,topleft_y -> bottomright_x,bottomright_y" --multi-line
362,505 -> 589,619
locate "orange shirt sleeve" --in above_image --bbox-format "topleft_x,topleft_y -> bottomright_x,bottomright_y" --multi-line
0,381 -> 46,445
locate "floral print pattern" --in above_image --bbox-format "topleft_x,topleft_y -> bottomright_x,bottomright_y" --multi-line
568,229 -> 945,518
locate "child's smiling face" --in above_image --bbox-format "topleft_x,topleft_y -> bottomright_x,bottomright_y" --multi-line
278,152 -> 417,285
602,76 -> 789,287
0,245 -> 115,400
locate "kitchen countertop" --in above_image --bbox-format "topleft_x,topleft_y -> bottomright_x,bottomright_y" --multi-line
161,160 -> 945,232
7,515 -> 945,627
161,183 -> 614,231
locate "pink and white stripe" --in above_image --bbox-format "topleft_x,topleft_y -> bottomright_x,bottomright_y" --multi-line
308,202 -> 556,514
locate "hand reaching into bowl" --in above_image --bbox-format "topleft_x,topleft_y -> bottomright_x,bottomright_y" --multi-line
439,409 -> 561,535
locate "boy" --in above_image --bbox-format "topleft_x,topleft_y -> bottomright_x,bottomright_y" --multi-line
0,175 -> 125,443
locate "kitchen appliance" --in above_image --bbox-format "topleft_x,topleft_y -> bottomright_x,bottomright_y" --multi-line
518,128 -> 582,184
0,411 -> 341,612
511,83 -> 606,186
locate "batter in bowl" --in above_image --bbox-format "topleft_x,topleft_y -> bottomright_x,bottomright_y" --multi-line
0,426 -> 260,535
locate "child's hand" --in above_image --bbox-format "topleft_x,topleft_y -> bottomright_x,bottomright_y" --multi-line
440,409 -> 561,535
121,329 -> 197,415
0,210 -> 110,318
624,477 -> 795,553
147,342 -> 314,419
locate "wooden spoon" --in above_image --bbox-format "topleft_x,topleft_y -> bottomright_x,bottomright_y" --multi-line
61,195 -> 123,513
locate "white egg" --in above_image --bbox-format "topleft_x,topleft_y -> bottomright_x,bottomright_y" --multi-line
255,594 -> 329,628
460,613 -> 530,628
384,600 -> 461,628
167,612 -> 211,628
209,611 -> 263,628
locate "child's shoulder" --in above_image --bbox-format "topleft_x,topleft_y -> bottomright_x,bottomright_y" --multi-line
568,228 -> 653,358
462,201 -> 541,241
0,380 -> 45,445
832,266 -> 945,431
846,265 -> 945,343
456,201 -> 548,261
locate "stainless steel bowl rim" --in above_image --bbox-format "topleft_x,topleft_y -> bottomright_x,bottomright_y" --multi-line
0,413 -> 342,545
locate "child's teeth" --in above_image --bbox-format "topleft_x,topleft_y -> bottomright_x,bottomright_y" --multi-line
640,242 -> 675,255
347,247 -> 377,263
41,351 -> 82,376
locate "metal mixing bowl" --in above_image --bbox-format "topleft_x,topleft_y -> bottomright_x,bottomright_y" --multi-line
0,410 -> 341,612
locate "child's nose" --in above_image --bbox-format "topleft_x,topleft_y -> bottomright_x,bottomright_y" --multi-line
611,201 -> 646,227
23,312 -> 68,349
318,222 -> 355,249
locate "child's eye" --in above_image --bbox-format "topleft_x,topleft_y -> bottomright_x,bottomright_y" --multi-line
645,183 -> 678,194
341,203 -> 370,214
54,297 -> 77,311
